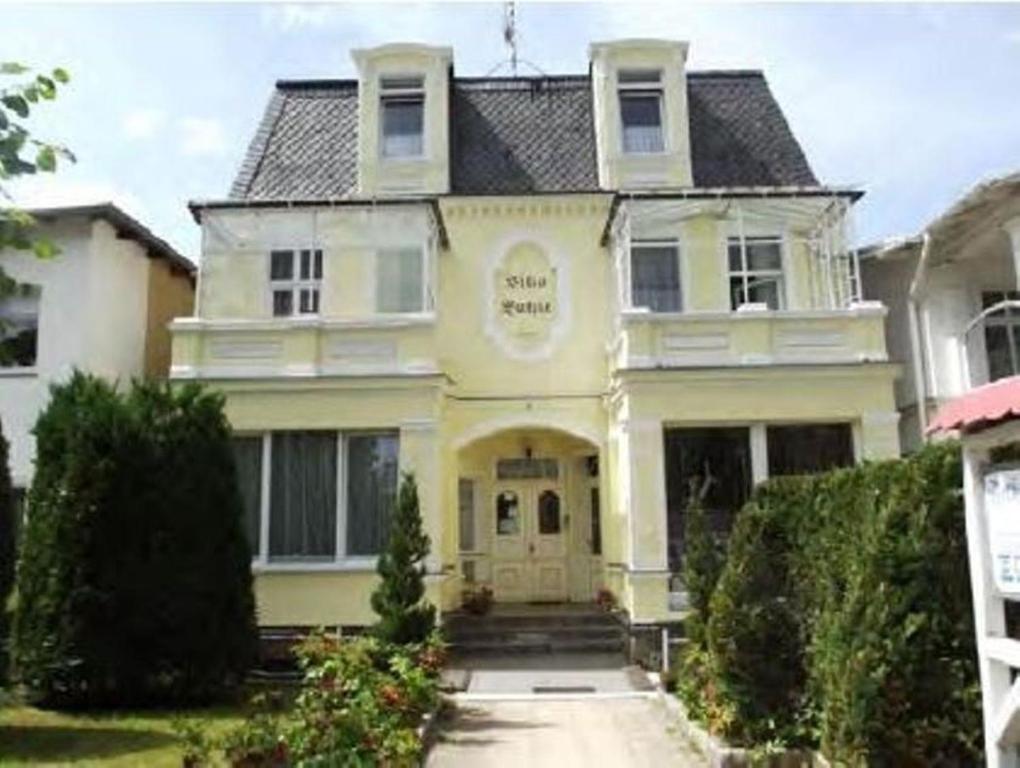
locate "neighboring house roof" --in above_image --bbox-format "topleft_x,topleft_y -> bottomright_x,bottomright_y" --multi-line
928,374 -> 1020,435
25,203 -> 196,276
229,70 -> 821,201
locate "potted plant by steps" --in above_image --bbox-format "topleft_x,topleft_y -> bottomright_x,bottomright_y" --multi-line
462,585 -> 494,616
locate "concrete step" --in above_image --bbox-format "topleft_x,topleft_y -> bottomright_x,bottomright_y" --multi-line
446,624 -> 624,643
444,608 -> 627,656
449,636 -> 626,655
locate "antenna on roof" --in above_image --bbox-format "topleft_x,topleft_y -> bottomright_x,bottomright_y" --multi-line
485,3 -> 546,78
503,2 -> 519,75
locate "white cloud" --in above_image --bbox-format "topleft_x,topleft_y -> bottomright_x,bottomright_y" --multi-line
177,117 -> 227,157
261,4 -> 337,32
121,108 -> 165,140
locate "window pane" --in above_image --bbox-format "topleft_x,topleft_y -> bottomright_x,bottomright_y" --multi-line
663,427 -> 752,572
590,487 -> 602,556
300,249 -> 311,280
631,245 -> 680,312
382,98 -> 424,157
747,277 -> 782,310
496,490 -> 520,536
270,250 -> 293,280
746,240 -> 782,271
273,290 -> 293,317
620,94 -> 663,153
232,436 -> 263,556
458,478 -> 476,552
767,424 -> 854,477
729,277 -> 746,310
377,248 -> 423,313
0,285 -> 40,368
269,432 -> 337,560
538,490 -> 561,534
987,325 -> 1014,382
346,433 -> 399,556
314,249 -> 323,280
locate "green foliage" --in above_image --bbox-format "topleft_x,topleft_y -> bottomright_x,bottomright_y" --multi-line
217,631 -> 445,767
679,441 -> 982,764
0,61 -> 74,260
0,419 -> 13,682
371,472 -> 437,645
11,372 -> 257,707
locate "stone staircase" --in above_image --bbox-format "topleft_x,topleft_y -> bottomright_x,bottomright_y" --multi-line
443,604 -> 627,656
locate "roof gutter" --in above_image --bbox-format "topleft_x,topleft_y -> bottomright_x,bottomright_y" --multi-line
907,230 -> 933,440
188,197 -> 450,248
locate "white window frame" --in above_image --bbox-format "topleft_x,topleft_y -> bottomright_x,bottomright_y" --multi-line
246,429 -> 400,571
374,245 -> 430,314
628,238 -> 683,313
269,248 -> 323,318
726,234 -> 787,311
379,74 -> 425,160
457,475 -> 483,555
982,291 -> 1020,381
617,69 -> 666,155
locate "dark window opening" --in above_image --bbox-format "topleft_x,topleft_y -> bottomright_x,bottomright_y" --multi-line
767,424 -> 854,477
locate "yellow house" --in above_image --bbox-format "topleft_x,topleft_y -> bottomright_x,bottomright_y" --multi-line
172,39 -> 900,641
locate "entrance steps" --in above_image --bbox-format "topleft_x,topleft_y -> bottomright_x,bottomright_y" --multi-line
443,604 -> 627,656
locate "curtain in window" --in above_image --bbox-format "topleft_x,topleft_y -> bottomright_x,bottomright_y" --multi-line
382,99 -> 424,157
346,433 -> 399,556
621,93 -> 664,153
269,432 -> 337,560
232,436 -> 263,556
377,248 -> 424,313
631,245 -> 681,312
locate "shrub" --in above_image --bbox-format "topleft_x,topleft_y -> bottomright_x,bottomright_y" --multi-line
371,472 -> 436,645
12,372 -> 257,707
0,418 -> 13,681
679,441 -> 982,763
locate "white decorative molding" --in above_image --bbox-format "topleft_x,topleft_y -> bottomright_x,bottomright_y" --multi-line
776,330 -> 848,349
451,412 -> 603,451
208,338 -> 283,361
326,339 -> 397,365
171,314 -> 436,333
483,231 -> 572,362
661,332 -> 730,351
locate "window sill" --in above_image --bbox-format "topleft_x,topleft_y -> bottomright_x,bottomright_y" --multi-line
0,366 -> 38,378
172,314 -> 437,332
252,558 -> 378,574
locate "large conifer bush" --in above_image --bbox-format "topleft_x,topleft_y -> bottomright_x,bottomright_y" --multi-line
371,472 -> 436,645
0,419 -> 14,681
12,372 -> 257,707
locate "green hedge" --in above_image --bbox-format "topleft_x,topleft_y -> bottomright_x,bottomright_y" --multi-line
12,373 -> 257,707
0,419 -> 13,682
679,441 -> 983,764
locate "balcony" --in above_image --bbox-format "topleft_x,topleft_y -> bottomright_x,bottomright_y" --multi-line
611,302 -> 888,371
169,314 -> 439,380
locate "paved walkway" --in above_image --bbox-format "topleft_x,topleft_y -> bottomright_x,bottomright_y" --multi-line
425,696 -> 706,768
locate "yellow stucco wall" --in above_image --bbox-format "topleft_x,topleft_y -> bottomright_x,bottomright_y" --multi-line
144,258 -> 194,378
178,192 -> 899,628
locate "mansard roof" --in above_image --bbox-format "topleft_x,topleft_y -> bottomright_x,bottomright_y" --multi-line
229,70 -> 820,201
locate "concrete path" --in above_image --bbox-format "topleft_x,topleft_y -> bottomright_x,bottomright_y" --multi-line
425,696 -> 706,768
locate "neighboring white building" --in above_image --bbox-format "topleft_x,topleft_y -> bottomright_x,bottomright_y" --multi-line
861,172 -> 1020,453
0,204 -> 195,489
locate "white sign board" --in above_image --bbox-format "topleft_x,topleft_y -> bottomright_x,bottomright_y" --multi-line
985,468 -> 1020,597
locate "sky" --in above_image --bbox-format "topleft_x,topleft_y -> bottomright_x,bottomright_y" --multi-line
5,1 -> 1020,262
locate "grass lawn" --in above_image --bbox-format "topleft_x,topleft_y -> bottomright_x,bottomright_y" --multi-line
0,702 -> 244,767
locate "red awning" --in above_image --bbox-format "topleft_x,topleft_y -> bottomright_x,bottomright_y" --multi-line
928,376 -> 1020,435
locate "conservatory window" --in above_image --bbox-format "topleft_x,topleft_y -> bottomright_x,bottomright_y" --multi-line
630,240 -> 681,312
270,249 -> 322,317
728,236 -> 785,310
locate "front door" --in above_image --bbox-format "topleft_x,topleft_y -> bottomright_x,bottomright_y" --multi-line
491,480 -> 568,602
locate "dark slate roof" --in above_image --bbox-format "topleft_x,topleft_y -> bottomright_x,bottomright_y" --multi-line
230,70 -> 818,200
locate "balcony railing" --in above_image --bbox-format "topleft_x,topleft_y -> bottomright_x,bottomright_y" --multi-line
170,314 -> 439,380
612,301 -> 888,371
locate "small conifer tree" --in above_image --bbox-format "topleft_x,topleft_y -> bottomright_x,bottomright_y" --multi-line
0,419 -> 14,680
371,472 -> 436,645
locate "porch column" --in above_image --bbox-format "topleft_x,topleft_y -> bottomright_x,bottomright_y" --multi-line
619,417 -> 669,620
859,411 -> 901,461
1006,217 -> 1020,291
399,419 -> 443,576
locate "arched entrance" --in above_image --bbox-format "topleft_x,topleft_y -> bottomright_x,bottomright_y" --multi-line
455,427 -> 603,604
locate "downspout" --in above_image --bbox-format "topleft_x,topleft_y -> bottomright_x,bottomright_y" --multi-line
907,231 -> 933,441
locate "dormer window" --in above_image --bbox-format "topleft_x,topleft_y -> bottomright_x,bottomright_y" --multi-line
618,69 -> 664,154
380,76 -> 424,159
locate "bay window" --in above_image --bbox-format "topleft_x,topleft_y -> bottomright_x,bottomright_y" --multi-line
270,248 -> 322,317
630,240 -> 681,312
728,236 -> 785,310
376,247 -> 426,313
234,430 -> 400,565
618,69 -> 665,154
380,76 -> 424,159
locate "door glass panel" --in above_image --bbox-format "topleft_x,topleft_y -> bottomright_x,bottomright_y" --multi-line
496,490 -> 520,536
590,487 -> 602,555
538,490 -> 561,535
